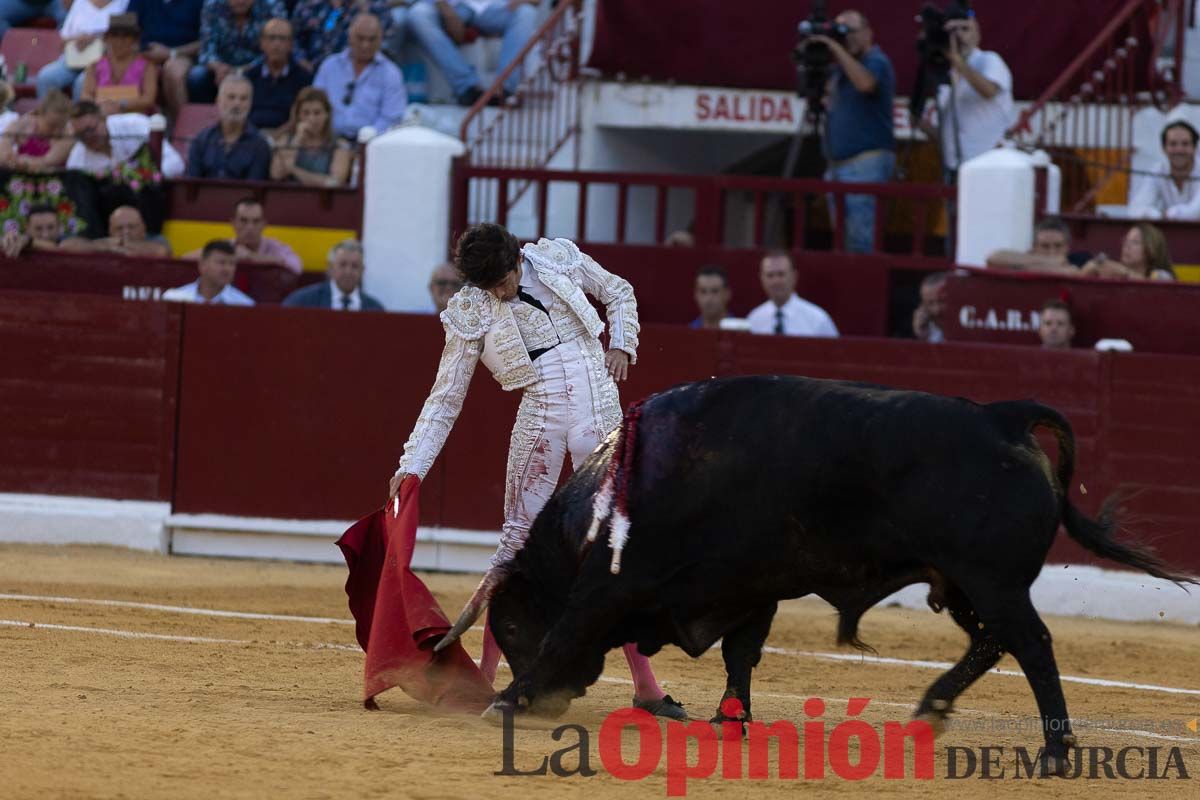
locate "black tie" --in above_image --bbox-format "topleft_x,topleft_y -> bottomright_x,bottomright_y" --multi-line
341,293 -> 352,310
518,287 -> 548,315
774,308 -> 785,335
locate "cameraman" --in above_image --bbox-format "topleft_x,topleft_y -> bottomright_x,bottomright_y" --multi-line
808,10 -> 896,254
923,14 -> 1014,176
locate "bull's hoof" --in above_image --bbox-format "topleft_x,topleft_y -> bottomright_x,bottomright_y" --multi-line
913,699 -> 951,737
709,716 -> 748,738
1040,753 -> 1070,778
481,698 -> 517,726
480,700 -> 562,729
913,712 -> 947,737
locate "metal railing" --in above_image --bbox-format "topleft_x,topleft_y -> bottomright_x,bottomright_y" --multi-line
1006,0 -> 1187,212
452,163 -> 955,260
459,0 -> 583,170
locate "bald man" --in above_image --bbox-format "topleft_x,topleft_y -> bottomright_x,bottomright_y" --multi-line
248,18 -> 314,131
61,206 -> 172,258
313,14 -> 407,140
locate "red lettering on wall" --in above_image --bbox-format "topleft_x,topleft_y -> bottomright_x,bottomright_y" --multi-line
696,93 -> 712,121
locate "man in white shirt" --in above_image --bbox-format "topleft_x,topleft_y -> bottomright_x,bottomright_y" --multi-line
67,101 -> 185,177
1128,120 -> 1200,220
746,252 -> 838,337
926,15 -> 1013,172
162,240 -> 255,305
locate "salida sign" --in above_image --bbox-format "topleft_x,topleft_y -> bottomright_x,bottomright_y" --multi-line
695,92 -> 798,125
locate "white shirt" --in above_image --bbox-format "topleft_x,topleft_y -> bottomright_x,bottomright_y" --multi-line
162,280 -> 255,306
937,49 -> 1014,168
1128,156 -> 1200,219
747,294 -> 839,338
61,0 -> 129,39
66,113 -> 185,177
0,110 -> 18,136
330,282 -> 361,311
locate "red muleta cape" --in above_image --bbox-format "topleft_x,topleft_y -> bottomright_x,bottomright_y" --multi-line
336,476 -> 495,712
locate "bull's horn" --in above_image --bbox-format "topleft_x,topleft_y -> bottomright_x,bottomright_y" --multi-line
433,566 -> 506,653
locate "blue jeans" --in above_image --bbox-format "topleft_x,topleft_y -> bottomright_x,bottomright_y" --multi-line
386,3 -> 411,60
824,149 -> 896,254
0,0 -> 63,38
408,0 -> 538,96
34,53 -> 83,98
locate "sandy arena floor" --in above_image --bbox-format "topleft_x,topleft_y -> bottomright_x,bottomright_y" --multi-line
0,544 -> 1197,799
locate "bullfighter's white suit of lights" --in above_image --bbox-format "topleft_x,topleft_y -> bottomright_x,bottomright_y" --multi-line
397,237 -> 639,567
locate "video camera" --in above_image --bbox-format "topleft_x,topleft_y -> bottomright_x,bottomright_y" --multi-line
909,0 -> 972,118
792,1 -> 849,120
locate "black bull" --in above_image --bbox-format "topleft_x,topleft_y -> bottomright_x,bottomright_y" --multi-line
436,376 -> 1195,769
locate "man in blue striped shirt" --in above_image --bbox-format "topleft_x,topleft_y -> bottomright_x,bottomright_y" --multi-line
313,13 -> 407,141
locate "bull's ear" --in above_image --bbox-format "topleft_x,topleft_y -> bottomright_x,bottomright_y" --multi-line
433,563 -> 511,653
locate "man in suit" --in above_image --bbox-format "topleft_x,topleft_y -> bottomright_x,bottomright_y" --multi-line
282,239 -> 384,310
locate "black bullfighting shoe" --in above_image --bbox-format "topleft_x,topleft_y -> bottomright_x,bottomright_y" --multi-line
632,694 -> 689,721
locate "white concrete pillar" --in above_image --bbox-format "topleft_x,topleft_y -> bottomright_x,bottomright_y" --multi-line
362,126 -> 465,312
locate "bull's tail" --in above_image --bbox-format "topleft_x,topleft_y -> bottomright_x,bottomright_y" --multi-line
586,400 -> 645,574
991,400 -> 1197,588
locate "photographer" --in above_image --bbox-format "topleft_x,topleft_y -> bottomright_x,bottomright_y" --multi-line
808,10 -> 896,254
921,14 -> 1013,175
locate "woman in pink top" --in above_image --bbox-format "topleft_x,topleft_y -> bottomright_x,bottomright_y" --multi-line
81,13 -> 159,115
0,90 -> 74,171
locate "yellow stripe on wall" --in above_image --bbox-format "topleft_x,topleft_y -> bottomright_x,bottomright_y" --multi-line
163,221 -> 357,272
1173,265 -> 1200,283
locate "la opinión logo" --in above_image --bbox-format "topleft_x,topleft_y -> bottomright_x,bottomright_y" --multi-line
496,696 -> 936,795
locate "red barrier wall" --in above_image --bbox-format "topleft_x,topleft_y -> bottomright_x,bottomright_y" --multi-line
2,292 -> 1197,571
0,249 -> 301,304
942,270 -> 1200,354
0,291 -> 179,500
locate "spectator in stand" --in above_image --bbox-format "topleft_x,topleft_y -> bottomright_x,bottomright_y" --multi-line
1128,120 -> 1200,220
1080,223 -> 1176,281
808,10 -> 895,254
35,0 -> 128,99
663,228 -> 695,247
0,204 -> 63,256
61,205 -> 171,256
163,239 -> 255,305
1037,300 -> 1075,350
184,197 -> 301,272
747,251 -> 838,337
282,239 -> 384,310
986,217 -> 1081,274
690,264 -> 731,329
927,14 -> 1013,174
229,196 -> 301,272
912,271 -> 948,343
290,0 -> 393,68
407,0 -> 539,106
79,14 -> 158,115
185,74 -> 271,179
188,0 -> 286,103
0,1 -> 65,40
247,17 -> 312,131
269,87 -> 351,185
67,99 -> 185,176
0,89 -> 74,170
313,13 -> 406,141
426,260 -> 461,312
0,81 -> 19,134
125,0 -> 204,122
